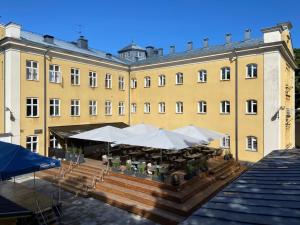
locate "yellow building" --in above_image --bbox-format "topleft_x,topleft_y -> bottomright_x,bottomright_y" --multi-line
0,22 -> 296,162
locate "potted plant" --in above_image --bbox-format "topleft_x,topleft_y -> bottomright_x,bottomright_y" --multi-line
185,163 -> 194,180
224,149 -> 233,160
65,147 -> 73,161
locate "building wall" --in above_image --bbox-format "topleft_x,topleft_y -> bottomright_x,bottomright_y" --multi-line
130,54 -> 264,162
20,51 -> 129,155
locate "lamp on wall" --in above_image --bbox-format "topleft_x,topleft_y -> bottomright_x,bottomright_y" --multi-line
5,107 -> 15,122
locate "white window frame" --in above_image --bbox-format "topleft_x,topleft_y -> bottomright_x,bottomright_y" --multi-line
49,98 -> 60,117
220,67 -> 230,81
176,101 -> 183,114
144,76 -> 151,88
70,99 -> 80,116
89,71 -> 97,88
144,102 -> 151,114
198,70 -> 207,83
175,72 -> 183,85
220,100 -> 230,114
105,73 -> 112,89
131,78 -> 137,89
246,64 -> 258,79
158,75 -> 166,87
131,103 -> 137,113
197,101 -> 207,114
49,64 -> 61,83
49,135 -> 61,149
246,136 -> 257,151
158,102 -> 166,114
71,68 -> 80,85
118,101 -> 125,116
119,76 -> 125,90
220,135 -> 230,149
26,135 -> 38,153
26,60 -> 38,81
105,101 -> 112,115
246,100 -> 257,114
89,100 -> 97,116
26,97 -> 39,117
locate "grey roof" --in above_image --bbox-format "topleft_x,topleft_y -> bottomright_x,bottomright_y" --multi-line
118,42 -> 146,53
131,38 -> 263,66
20,31 -> 127,65
182,149 -> 300,225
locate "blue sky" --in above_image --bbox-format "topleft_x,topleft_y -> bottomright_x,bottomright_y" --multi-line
1,0 -> 299,54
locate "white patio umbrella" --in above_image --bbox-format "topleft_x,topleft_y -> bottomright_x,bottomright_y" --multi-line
70,126 -> 131,154
114,129 -> 201,150
123,123 -> 160,135
173,125 -> 225,143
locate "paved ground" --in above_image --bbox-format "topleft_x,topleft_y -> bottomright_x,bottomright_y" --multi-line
15,175 -> 157,225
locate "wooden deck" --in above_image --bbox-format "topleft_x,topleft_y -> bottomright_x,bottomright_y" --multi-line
37,157 -> 247,225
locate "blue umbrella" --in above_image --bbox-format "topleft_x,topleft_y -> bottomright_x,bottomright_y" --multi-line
0,141 -> 60,180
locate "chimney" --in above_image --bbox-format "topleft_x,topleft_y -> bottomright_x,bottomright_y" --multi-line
43,35 -> 54,44
187,41 -> 193,51
106,53 -> 112,59
5,22 -> 21,39
225,33 -> 232,45
146,46 -> 154,58
170,45 -> 175,54
77,36 -> 88,49
203,38 -> 209,48
158,48 -> 163,56
244,29 -> 251,41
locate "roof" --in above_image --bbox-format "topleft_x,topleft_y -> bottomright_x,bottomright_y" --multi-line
131,38 -> 263,66
0,195 -> 32,218
20,31 -> 127,64
182,149 -> 300,225
118,42 -> 146,53
49,122 -> 128,138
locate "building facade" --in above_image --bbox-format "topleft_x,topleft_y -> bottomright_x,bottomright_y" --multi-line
0,22 -> 296,162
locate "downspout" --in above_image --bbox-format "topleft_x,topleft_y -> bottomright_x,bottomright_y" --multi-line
128,66 -> 131,126
43,49 -> 49,156
2,51 -> 5,133
233,49 -> 239,161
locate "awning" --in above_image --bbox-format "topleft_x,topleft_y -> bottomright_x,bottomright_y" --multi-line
0,195 -> 32,218
49,122 -> 128,139
0,141 -> 60,180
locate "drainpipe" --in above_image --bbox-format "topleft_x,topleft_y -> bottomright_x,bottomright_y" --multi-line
233,49 -> 239,161
128,66 -> 131,126
43,49 -> 49,156
2,52 -> 5,133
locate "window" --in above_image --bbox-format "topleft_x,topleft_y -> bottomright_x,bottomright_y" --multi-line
131,78 -> 137,89
49,135 -> 61,149
89,100 -> 97,116
26,60 -> 38,80
118,101 -> 125,115
119,76 -> 125,90
220,67 -> 230,80
71,68 -> 80,85
176,101 -> 183,114
89,71 -> 97,87
26,136 -> 38,153
144,76 -> 151,88
198,70 -> 207,83
220,101 -> 230,114
144,102 -> 151,113
158,102 -> 166,113
158,75 -> 166,87
26,98 -> 38,117
131,103 -> 137,113
49,98 -> 60,117
246,64 -> 257,78
220,135 -> 230,149
197,101 -> 207,114
49,64 -> 61,83
246,100 -> 257,114
246,136 -> 257,151
105,101 -> 112,115
105,73 -> 112,89
70,99 -> 80,116
176,72 -> 183,85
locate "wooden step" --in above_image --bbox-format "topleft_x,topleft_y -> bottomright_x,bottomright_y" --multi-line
58,182 -> 89,197
96,181 -> 187,216
101,175 -> 181,203
90,189 -> 184,225
209,160 -> 234,175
